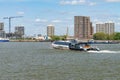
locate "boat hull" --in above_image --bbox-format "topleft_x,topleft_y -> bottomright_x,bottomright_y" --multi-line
52,41 -> 70,50
0,40 -> 9,42
69,47 -> 100,51
53,46 -> 69,50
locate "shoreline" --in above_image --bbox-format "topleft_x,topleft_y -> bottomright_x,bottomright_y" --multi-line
9,40 -> 52,42
7,39 -> 120,44
9,40 -> 119,44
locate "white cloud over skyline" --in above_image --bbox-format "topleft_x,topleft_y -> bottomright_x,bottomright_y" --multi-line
89,2 -> 96,6
60,0 -> 97,6
35,19 -> 48,23
0,0 -> 24,1
51,20 -> 62,23
60,0 -> 120,6
60,0 -> 86,5
105,0 -> 120,2
17,11 -> 25,15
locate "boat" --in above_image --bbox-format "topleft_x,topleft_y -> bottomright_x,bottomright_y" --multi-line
69,42 -> 100,51
52,40 -> 70,49
52,40 -> 100,51
0,38 -> 9,42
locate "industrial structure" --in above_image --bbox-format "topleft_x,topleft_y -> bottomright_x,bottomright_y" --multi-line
3,16 -> 23,37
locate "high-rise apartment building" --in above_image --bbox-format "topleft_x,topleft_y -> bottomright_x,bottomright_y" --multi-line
74,16 -> 93,40
105,23 -> 114,35
0,30 -> 6,38
96,24 -> 105,33
47,25 -> 54,37
0,23 -> 4,30
96,23 -> 114,35
0,22 -> 6,38
90,22 -> 94,35
15,26 -> 24,38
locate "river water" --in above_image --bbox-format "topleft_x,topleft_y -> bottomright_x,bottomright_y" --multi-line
0,42 -> 120,80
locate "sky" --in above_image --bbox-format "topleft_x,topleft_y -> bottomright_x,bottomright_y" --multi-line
0,0 -> 120,36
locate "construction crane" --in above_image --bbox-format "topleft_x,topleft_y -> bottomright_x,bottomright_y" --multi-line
3,16 -> 23,35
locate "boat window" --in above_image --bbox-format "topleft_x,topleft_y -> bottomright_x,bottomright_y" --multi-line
54,41 -> 70,45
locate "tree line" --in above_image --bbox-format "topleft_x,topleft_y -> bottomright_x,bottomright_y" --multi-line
51,35 -> 67,41
50,32 -> 120,41
93,32 -> 120,40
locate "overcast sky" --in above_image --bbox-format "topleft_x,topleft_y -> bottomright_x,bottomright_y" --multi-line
0,0 -> 120,36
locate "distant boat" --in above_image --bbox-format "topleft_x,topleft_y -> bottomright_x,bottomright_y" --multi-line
52,40 -> 70,49
0,38 -> 9,42
88,39 -> 119,44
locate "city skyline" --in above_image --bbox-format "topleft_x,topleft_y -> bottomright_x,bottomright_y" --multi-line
0,0 -> 120,36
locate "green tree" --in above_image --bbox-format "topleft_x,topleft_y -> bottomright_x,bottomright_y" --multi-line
51,35 -> 68,41
106,33 -> 114,40
114,32 -> 120,40
93,32 -> 107,40
61,35 -> 67,40
51,35 -> 60,41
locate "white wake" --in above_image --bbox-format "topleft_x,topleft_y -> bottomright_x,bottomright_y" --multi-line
87,50 -> 120,53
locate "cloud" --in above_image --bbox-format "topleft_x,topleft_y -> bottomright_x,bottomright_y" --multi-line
89,2 -> 96,6
106,20 -> 114,23
51,20 -> 62,23
60,0 -> 86,5
0,0 -> 25,2
118,18 -> 120,20
17,11 -> 25,15
117,22 -> 120,25
60,0 -> 96,6
35,18 -> 48,23
0,0 -> 45,2
92,18 -> 115,24
59,11 -> 76,15
93,19 -> 104,24
105,0 -> 120,2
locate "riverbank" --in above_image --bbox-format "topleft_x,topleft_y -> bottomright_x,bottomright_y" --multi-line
9,39 -> 120,44
10,39 -> 52,42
